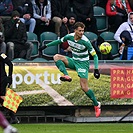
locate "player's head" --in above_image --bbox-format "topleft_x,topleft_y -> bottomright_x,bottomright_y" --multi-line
74,22 -> 85,39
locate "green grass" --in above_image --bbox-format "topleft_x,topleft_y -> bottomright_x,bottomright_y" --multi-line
0,123 -> 133,133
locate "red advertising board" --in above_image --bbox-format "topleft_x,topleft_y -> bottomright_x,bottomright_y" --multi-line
111,68 -> 133,98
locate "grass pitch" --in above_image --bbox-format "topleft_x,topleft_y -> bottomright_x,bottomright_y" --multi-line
0,123 -> 132,133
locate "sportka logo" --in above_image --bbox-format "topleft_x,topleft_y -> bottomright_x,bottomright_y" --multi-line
12,71 -> 61,88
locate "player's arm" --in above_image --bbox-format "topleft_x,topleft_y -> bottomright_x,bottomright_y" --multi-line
46,39 -> 62,47
84,41 -> 98,68
39,36 -> 68,51
91,52 -> 100,79
85,41 -> 100,79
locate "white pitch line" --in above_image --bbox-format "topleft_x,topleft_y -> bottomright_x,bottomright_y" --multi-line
17,90 -> 46,95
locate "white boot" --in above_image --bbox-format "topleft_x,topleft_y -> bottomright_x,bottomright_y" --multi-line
4,125 -> 18,133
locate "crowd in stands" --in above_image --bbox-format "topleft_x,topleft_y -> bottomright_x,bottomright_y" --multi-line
0,0 -> 133,61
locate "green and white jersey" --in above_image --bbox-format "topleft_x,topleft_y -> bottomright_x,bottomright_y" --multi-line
46,33 -> 96,62
61,33 -> 96,61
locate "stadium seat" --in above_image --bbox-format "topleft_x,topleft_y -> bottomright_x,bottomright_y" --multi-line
31,57 -> 50,63
84,31 -> 99,53
90,0 -> 97,6
12,58 -> 27,63
84,31 -> 98,43
93,6 -> 108,32
100,31 -> 119,56
27,32 -> 40,58
40,32 -> 59,58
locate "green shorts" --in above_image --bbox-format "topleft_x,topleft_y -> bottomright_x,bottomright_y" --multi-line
66,56 -> 90,79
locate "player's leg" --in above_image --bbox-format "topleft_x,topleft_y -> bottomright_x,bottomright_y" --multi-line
76,61 -> 101,117
53,54 -> 75,82
0,111 -> 18,133
80,78 -> 101,117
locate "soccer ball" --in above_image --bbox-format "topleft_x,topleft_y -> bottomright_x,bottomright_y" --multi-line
99,42 -> 112,54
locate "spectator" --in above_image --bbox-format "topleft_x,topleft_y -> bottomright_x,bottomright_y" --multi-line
51,0 -> 71,37
72,0 -> 98,34
12,0 -> 23,10
129,0 -> 133,11
60,13 -> 76,38
0,0 -> 13,23
97,0 -> 108,8
16,0 -> 36,32
32,0 -> 52,37
60,13 -> 76,57
114,12 -> 133,60
0,18 -> 6,54
106,0 -> 132,32
4,10 -> 34,60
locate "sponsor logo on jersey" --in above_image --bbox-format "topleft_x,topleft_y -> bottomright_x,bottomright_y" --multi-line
78,68 -> 86,73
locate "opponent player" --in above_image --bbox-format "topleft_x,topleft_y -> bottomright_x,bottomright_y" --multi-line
39,22 -> 101,117
0,52 -> 19,124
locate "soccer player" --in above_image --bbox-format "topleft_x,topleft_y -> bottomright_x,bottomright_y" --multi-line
0,111 -> 18,133
39,22 -> 101,117
0,52 -> 19,124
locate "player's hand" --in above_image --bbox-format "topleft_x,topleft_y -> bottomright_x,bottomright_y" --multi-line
94,69 -> 100,79
39,45 -> 47,51
7,76 -> 12,86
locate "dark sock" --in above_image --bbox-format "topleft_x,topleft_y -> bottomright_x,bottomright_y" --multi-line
85,89 -> 98,106
55,60 -> 68,75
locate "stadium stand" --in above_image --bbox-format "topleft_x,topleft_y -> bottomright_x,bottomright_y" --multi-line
27,32 -> 40,58
100,31 -> 119,56
12,58 -> 27,63
93,6 -> 108,32
90,0 -> 98,6
40,32 -> 59,59
84,31 -> 98,43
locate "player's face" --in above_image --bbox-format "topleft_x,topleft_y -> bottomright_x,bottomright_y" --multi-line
75,27 -> 84,39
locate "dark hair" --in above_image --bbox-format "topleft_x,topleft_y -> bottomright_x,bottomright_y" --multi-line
129,12 -> 133,16
68,13 -> 77,21
74,22 -> 85,29
11,10 -> 20,18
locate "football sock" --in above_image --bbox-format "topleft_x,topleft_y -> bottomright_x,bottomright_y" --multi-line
85,89 -> 98,106
55,60 -> 68,75
0,112 -> 9,129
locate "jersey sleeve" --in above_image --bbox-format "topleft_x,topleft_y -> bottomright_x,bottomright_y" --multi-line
46,39 -> 62,47
84,41 -> 96,56
46,35 -> 69,47
83,41 -> 98,69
